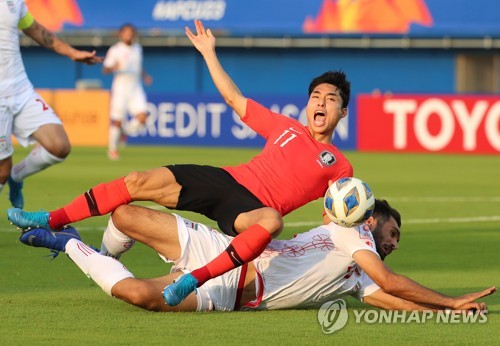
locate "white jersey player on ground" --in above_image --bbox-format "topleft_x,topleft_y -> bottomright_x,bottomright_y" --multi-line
0,0 -> 101,209
102,23 -> 152,160
17,199 -> 494,313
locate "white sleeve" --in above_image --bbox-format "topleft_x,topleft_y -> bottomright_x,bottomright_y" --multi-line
351,272 -> 380,301
20,1 -> 28,18
103,46 -> 117,69
333,224 -> 379,258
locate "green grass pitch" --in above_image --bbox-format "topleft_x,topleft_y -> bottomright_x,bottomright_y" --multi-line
0,146 -> 498,345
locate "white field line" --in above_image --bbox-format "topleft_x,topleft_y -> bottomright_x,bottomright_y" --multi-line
284,215 -> 500,228
2,196 -> 498,233
2,215 -> 499,233
141,196 -> 500,209
380,196 -> 500,202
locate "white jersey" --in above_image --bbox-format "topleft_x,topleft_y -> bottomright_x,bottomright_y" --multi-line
103,41 -> 143,92
168,215 -> 381,311
252,223 -> 381,310
0,0 -> 33,97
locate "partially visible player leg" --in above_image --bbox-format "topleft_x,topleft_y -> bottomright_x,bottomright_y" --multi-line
10,125 -> 69,207
109,204 -> 182,259
108,90 -> 130,160
0,157 -> 13,195
164,207 -> 279,306
112,274 -> 199,312
126,111 -> 147,136
70,239 -> 198,311
105,205 -> 212,311
99,203 -> 181,260
100,216 -> 135,259
19,227 -> 135,300
18,226 -> 195,311
108,120 -> 122,160
125,85 -> 148,136
10,91 -> 70,208
7,166 -> 180,230
0,99 -> 17,203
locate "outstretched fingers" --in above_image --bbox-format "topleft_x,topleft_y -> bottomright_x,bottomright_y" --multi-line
195,19 -> 205,36
185,19 -> 216,53
470,286 -> 496,300
452,286 -> 496,311
186,20 -> 209,39
73,50 -> 104,65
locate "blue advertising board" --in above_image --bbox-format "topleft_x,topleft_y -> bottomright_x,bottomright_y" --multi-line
29,0 -> 500,37
126,94 -> 355,150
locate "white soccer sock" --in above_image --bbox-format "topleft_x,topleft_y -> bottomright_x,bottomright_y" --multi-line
65,238 -> 134,296
100,217 -> 135,259
108,125 -> 121,152
11,145 -> 64,182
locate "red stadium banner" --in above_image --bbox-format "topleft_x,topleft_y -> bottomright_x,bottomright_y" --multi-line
357,94 -> 500,154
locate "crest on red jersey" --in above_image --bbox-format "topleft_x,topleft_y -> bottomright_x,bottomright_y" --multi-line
319,150 -> 336,166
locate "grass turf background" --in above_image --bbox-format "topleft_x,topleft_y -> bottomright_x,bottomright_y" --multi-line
0,146 -> 498,345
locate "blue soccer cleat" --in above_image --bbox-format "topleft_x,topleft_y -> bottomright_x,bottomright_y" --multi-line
8,177 -> 24,209
163,273 -> 198,306
7,208 -> 51,230
19,226 -> 81,252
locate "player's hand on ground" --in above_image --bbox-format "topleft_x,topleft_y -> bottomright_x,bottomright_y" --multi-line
71,49 -> 104,65
185,19 -> 216,55
451,286 -> 496,311
452,301 -> 488,313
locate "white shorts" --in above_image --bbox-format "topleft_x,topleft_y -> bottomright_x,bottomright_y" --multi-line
160,214 -> 242,312
0,87 -> 62,159
109,83 -> 147,121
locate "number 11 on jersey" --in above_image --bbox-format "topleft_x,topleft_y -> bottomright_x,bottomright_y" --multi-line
274,129 -> 298,147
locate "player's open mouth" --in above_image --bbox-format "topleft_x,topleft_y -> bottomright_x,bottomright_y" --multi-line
384,245 -> 392,255
314,111 -> 326,126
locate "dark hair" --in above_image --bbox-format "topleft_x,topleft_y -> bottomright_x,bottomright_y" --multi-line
372,199 -> 402,228
119,23 -> 137,33
308,70 -> 351,108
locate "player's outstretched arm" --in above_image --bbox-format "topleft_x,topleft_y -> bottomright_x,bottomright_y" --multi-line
185,19 -> 247,118
354,250 -> 495,309
23,20 -> 103,65
364,288 -> 490,312
364,289 -> 440,311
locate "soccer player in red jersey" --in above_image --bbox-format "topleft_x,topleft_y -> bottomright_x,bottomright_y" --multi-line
8,20 -> 353,305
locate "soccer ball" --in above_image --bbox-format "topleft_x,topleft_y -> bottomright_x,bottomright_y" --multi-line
324,177 -> 375,228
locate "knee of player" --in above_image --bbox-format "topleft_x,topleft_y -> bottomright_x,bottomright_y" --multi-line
124,170 -> 148,192
260,208 -> 284,237
46,141 -> 71,159
0,161 -> 12,183
111,205 -> 133,226
0,173 -> 9,184
57,144 -> 71,159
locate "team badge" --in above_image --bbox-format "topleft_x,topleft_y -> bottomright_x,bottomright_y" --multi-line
318,150 -> 336,166
183,219 -> 198,230
0,136 -> 7,152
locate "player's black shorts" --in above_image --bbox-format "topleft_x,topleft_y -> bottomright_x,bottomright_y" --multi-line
166,164 -> 266,236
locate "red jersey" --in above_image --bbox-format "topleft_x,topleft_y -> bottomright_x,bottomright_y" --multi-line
224,99 -> 353,216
